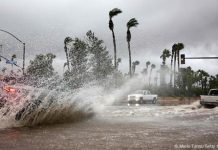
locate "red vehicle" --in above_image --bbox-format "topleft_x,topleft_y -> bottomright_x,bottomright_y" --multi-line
0,86 -> 19,108
0,76 -> 20,109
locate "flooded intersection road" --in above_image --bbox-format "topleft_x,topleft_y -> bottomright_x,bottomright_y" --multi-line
0,103 -> 218,150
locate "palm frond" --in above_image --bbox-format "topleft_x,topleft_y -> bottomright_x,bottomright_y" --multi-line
12,54 -> 16,58
172,44 -> 177,52
127,18 -> 139,28
177,43 -> 184,50
151,64 -> 156,69
133,60 -> 140,66
146,61 -> 151,66
117,58 -> 121,63
64,37 -> 73,44
109,8 -> 122,18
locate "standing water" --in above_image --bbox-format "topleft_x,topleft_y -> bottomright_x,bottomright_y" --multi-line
0,75 -> 218,149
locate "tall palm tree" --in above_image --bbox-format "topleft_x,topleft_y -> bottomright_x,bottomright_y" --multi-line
170,44 -> 178,87
173,44 -> 177,87
170,47 -> 175,86
160,49 -> 170,86
160,49 -> 171,65
126,18 -> 139,77
64,37 -> 73,71
149,64 -> 156,86
176,43 -> 184,71
144,61 -> 151,83
109,8 -> 122,70
132,60 -> 140,75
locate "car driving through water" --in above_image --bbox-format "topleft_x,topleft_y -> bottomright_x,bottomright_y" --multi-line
127,90 -> 158,104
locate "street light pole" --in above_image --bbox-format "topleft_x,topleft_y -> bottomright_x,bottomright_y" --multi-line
0,44 -> 2,53
0,29 -> 26,75
23,43 -> 25,75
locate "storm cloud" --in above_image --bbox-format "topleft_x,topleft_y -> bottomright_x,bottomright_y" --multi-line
0,0 -> 218,74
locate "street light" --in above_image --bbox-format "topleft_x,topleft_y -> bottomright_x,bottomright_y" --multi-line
0,29 -> 25,75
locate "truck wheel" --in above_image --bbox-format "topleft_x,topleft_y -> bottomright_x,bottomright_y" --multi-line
152,98 -> 157,104
139,97 -> 143,104
204,104 -> 216,109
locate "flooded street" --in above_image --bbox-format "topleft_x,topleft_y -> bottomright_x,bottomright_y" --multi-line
0,102 -> 218,150
1,0 -> 218,149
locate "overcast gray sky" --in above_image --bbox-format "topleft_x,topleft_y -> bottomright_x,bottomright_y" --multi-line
0,0 -> 218,75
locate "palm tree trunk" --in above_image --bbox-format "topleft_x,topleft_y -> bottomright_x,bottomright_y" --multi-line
65,46 -> 70,71
112,30 -> 117,70
132,65 -> 135,75
170,52 -> 174,86
128,41 -> 132,77
149,68 -> 153,86
174,51 -> 177,87
177,51 -> 180,71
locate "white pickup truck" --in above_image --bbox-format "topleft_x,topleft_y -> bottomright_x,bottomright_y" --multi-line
200,89 -> 218,108
128,90 -> 158,104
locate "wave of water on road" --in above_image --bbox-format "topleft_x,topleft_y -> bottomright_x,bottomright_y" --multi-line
0,75 -> 145,128
99,100 -> 218,122
0,85 -> 103,128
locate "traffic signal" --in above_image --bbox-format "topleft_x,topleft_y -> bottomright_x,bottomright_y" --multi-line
181,54 -> 185,64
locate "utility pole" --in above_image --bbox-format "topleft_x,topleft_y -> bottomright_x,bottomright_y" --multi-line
0,44 -> 2,63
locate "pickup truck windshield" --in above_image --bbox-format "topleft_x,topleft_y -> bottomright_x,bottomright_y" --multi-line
134,90 -> 144,94
209,90 -> 218,96
134,90 -> 151,95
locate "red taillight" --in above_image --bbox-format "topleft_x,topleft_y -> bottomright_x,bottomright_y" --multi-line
9,88 -> 16,92
3,86 -> 16,93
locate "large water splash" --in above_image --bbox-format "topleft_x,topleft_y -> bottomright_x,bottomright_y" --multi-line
0,75 -> 146,128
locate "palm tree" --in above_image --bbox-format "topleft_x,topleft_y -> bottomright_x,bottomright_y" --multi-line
144,61 -> 151,82
126,18 -> 139,77
11,54 -> 16,70
149,64 -> 156,86
170,43 -> 184,87
160,49 -> 171,65
64,37 -> 73,71
109,8 -> 122,70
160,49 -> 171,86
169,44 -> 178,87
132,60 -> 140,75
170,47 -> 175,86
2,67 -> 7,74
197,69 -> 209,91
173,44 -> 178,87
176,43 -> 184,71
117,58 -> 122,69
154,70 -> 159,87
142,68 -> 147,75
146,61 -> 151,69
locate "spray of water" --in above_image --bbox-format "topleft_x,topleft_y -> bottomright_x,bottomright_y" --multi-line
0,74 -> 146,128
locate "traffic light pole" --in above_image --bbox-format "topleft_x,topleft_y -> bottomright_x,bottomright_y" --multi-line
181,54 -> 218,64
185,57 -> 218,59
